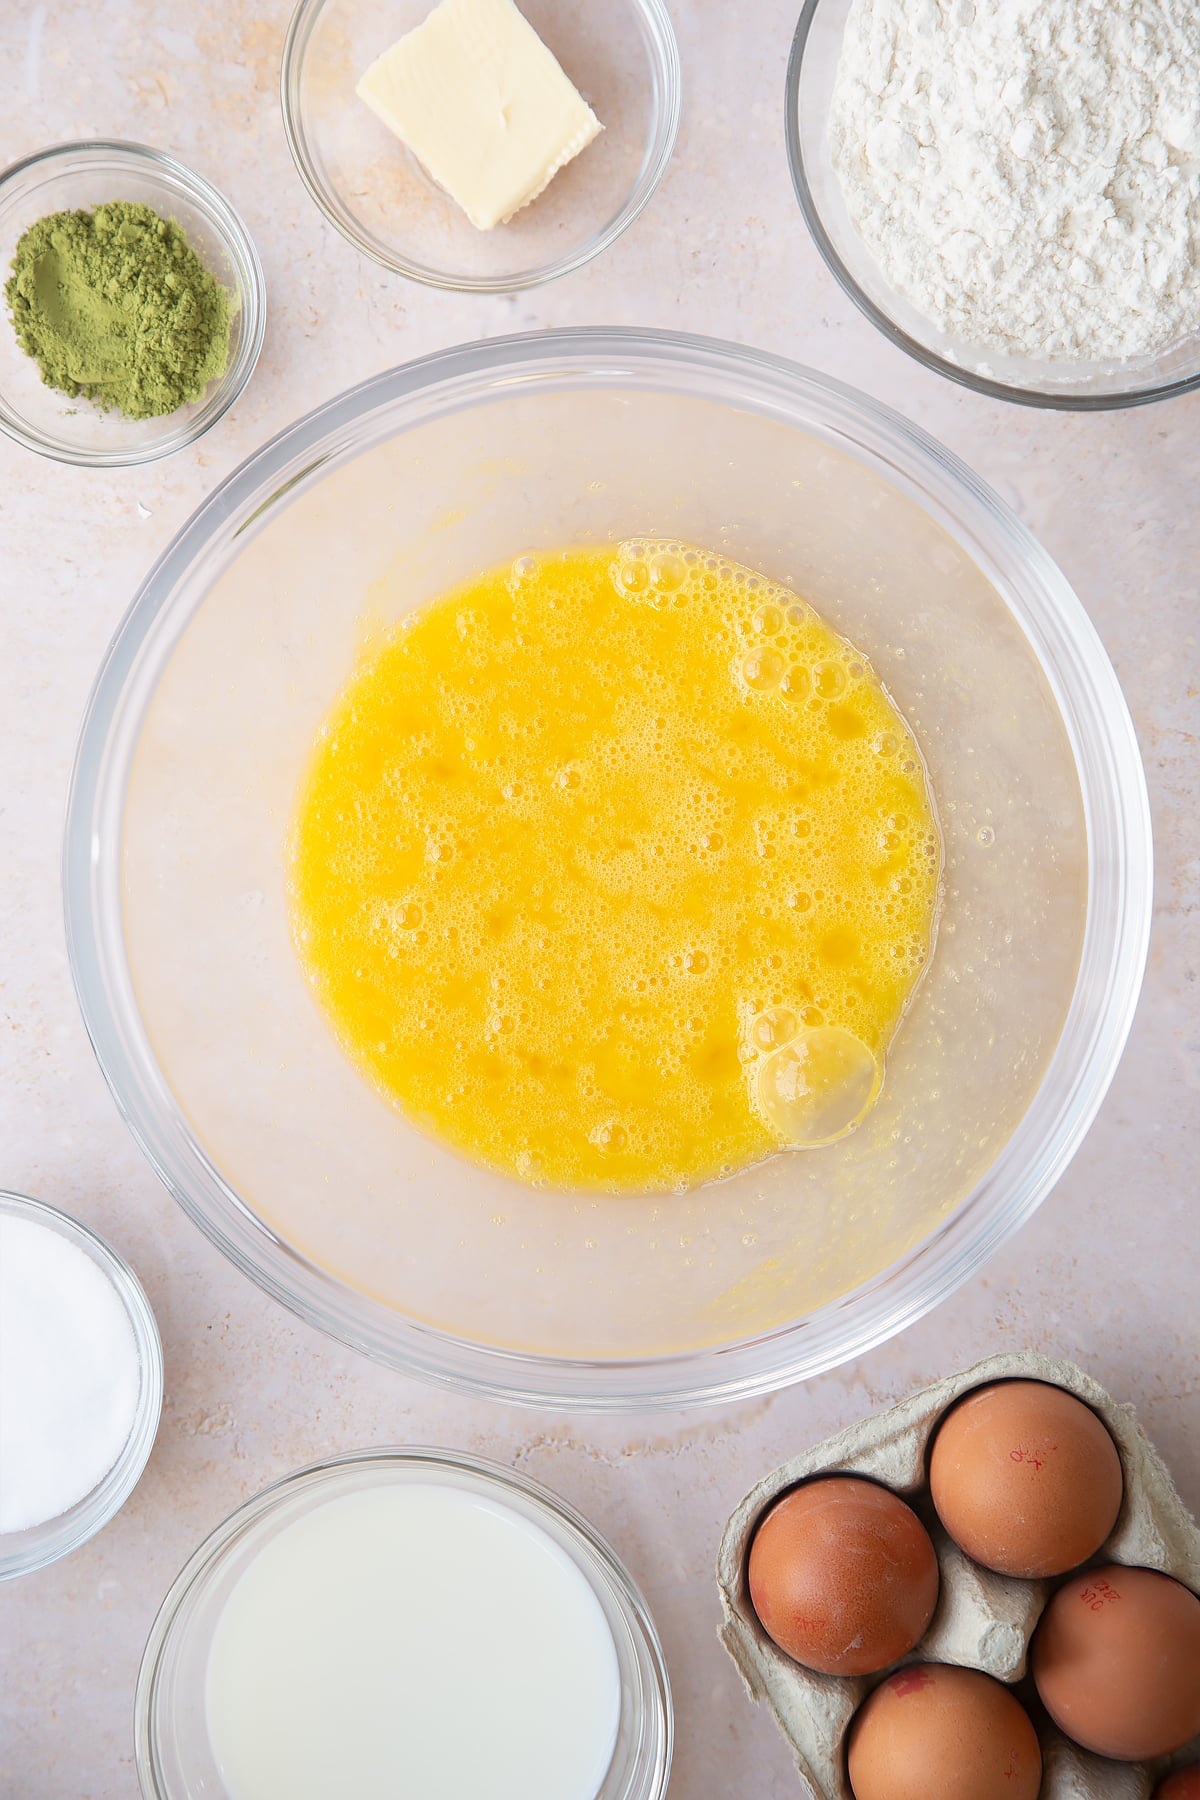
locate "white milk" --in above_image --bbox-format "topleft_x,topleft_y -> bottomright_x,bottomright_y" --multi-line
205,1481 -> 622,1800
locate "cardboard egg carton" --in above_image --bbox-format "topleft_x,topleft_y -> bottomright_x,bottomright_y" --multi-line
717,1352 -> 1200,1799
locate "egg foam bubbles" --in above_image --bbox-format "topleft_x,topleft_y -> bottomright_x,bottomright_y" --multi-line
289,542 -> 940,1193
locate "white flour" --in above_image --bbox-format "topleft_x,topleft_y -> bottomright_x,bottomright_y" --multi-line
829,0 -> 1200,363
0,1214 -> 141,1533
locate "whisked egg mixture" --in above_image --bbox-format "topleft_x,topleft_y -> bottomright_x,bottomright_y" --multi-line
289,541 -> 940,1192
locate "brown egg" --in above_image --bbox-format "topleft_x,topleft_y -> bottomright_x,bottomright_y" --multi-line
1156,1770 -> 1200,1800
928,1379 -> 1123,1577
846,1663 -> 1042,1800
1032,1564 -> 1200,1759
746,1476 -> 938,1675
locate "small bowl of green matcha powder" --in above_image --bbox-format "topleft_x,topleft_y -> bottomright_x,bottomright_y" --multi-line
0,140 -> 265,466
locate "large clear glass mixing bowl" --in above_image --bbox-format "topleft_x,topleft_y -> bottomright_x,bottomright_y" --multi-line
64,330 -> 1152,1410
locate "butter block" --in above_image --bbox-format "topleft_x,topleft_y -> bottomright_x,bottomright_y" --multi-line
356,0 -> 603,231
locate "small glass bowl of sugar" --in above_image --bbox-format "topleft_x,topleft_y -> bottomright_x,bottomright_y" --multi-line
0,1190 -> 163,1580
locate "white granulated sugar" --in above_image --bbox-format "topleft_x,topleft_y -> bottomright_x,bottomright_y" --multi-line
830,0 -> 1200,363
0,1215 -> 141,1534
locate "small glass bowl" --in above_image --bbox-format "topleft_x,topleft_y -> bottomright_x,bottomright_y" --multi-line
0,141 -> 265,465
135,1447 -> 673,1799
281,0 -> 680,291
785,0 -> 1200,410
0,1190 -> 163,1581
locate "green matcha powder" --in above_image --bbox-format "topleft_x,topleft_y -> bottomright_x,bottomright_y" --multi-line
6,201 -> 233,420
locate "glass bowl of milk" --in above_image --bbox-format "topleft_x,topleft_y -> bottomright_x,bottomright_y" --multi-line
134,1447 -> 671,1800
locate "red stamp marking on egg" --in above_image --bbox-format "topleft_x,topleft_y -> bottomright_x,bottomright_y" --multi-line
1079,1577 -> 1120,1612
890,1668 -> 934,1696
1008,1442 -> 1056,1470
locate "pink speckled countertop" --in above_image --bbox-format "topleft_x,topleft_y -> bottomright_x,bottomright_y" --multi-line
1,2 -> 1198,1796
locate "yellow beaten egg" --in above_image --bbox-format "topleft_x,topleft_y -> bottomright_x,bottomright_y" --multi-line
289,542 -> 940,1192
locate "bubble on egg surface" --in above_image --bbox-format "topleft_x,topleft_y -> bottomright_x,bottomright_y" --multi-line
750,1006 -> 798,1053
928,1379 -> 1123,1578
779,664 -> 811,702
741,647 -> 785,692
747,1477 -> 938,1677
649,550 -> 686,593
614,557 -> 649,596
1031,1565 -> 1200,1760
847,1664 -> 1042,1800
814,660 -> 848,699
588,1120 -> 627,1152
757,1026 -> 882,1146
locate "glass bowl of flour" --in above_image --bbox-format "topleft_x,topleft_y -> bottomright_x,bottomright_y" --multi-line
786,0 -> 1200,408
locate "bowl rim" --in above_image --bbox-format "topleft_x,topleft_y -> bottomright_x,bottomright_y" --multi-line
63,326 -> 1153,1411
0,1188 -> 164,1580
783,0 -> 1200,413
133,1444 -> 673,1800
279,0 -> 682,292
0,137 -> 266,467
